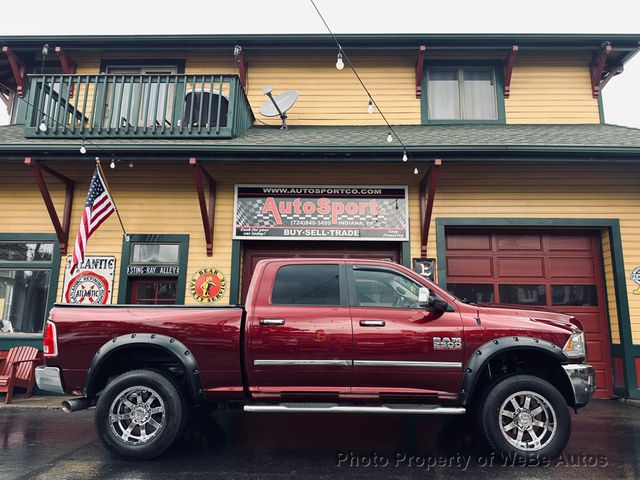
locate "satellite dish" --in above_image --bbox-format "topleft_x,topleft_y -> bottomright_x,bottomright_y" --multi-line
259,86 -> 298,130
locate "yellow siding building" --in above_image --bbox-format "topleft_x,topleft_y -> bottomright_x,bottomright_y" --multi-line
0,33 -> 639,400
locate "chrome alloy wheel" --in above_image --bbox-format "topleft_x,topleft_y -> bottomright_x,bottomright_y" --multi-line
108,386 -> 166,445
498,390 -> 557,452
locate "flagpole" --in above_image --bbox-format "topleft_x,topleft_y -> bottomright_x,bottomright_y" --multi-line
95,157 -> 128,239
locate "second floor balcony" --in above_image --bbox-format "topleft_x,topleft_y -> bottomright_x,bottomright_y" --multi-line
22,73 -> 254,139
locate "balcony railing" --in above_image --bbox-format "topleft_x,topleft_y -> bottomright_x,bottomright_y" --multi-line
23,74 -> 254,138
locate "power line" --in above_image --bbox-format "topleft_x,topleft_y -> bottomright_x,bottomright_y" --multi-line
3,33 -> 420,172
309,0 -> 412,163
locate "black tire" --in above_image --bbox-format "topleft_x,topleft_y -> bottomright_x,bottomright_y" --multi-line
477,374 -> 571,461
95,369 -> 188,460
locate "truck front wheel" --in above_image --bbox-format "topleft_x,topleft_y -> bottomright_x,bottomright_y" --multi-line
95,369 -> 187,460
478,374 -> 571,460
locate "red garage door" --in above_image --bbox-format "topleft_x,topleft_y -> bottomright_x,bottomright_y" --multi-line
445,230 -> 612,398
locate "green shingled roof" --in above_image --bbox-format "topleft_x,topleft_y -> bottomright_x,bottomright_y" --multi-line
1,123 -> 640,158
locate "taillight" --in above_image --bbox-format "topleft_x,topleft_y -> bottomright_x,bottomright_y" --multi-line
43,321 -> 58,357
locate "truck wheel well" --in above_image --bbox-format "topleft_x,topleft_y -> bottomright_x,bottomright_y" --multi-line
89,345 -> 191,402
468,349 -> 574,408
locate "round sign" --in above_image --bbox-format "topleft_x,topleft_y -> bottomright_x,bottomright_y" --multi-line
64,272 -> 110,304
191,268 -> 226,303
630,267 -> 640,294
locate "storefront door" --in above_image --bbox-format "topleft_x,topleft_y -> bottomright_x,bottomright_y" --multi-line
241,241 -> 401,302
130,278 -> 178,305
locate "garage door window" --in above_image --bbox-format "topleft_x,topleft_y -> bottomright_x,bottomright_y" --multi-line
498,284 -> 546,306
551,285 -> 598,307
448,283 -> 494,304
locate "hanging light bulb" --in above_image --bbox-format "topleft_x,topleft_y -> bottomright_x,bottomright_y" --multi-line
386,132 -> 393,143
41,44 -> 49,56
38,120 -> 47,132
79,141 -> 87,155
367,99 -> 374,114
110,159 -> 116,169
414,167 -> 419,175
336,52 -> 344,70
402,151 -> 408,162
129,161 -> 134,168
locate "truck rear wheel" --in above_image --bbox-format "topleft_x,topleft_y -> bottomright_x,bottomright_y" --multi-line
478,374 -> 571,461
95,369 -> 187,460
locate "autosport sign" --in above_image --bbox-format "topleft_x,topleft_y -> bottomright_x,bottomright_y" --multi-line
233,185 -> 409,240
62,256 -> 115,305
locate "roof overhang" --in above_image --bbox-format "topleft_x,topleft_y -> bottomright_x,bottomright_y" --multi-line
2,33 -> 638,98
0,33 -> 638,51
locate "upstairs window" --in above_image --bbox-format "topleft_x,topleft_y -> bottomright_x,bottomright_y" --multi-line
426,66 -> 502,122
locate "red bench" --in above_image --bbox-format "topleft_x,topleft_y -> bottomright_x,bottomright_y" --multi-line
0,346 -> 39,404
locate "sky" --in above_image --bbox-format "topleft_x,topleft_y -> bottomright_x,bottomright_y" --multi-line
1,0 -> 639,127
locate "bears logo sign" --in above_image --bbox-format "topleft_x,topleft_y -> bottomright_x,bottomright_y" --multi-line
190,268 -> 226,303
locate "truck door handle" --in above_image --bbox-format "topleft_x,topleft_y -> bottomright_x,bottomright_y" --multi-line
359,320 -> 386,327
260,318 -> 285,326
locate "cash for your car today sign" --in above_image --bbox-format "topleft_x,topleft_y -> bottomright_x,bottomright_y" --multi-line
233,185 -> 409,241
62,256 -> 115,305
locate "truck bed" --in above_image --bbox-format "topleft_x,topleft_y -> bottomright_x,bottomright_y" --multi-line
49,304 -> 245,400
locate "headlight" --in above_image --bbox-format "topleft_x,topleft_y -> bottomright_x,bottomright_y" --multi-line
563,332 -> 586,358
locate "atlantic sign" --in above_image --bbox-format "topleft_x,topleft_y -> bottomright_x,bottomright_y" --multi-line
62,256 -> 115,305
233,185 -> 409,241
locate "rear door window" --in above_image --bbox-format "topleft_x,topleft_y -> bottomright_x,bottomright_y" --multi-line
272,264 -> 341,305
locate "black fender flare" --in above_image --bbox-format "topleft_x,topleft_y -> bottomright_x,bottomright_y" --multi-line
459,335 -> 568,405
84,333 -> 203,402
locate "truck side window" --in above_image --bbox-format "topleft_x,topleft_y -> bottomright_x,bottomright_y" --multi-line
353,268 -> 422,309
272,264 -> 341,305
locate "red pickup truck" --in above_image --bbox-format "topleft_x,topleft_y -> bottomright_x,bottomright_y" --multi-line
36,258 -> 595,460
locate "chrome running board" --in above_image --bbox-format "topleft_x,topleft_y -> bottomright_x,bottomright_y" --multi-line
244,403 -> 466,415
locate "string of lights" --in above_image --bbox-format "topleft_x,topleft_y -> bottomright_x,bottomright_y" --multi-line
0,79 -> 130,170
2,32 -> 419,174
309,0 -> 418,174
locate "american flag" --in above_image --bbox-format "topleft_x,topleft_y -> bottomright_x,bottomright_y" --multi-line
70,168 -> 115,274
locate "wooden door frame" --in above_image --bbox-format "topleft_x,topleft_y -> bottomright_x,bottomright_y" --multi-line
130,277 -> 178,304
239,240 -> 404,303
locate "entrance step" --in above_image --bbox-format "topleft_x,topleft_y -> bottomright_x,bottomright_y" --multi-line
243,403 -> 466,415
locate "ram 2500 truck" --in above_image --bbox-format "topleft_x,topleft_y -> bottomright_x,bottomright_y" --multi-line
36,258 -> 595,460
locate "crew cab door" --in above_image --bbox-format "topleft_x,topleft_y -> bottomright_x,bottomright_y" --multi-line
348,264 -> 464,401
245,261 -> 353,398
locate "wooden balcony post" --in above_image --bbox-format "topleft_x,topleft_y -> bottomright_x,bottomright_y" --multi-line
24,157 -> 75,254
189,157 -> 216,256
2,47 -> 26,97
503,45 -> 519,98
590,41 -> 612,98
55,46 -> 77,97
415,45 -> 426,98
419,159 -> 442,257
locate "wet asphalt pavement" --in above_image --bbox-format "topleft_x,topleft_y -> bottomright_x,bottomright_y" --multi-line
0,400 -> 638,480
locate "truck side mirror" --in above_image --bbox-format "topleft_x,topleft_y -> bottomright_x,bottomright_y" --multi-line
418,287 -> 448,312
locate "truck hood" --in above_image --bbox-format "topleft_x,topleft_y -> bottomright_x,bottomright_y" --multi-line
475,303 -> 582,333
